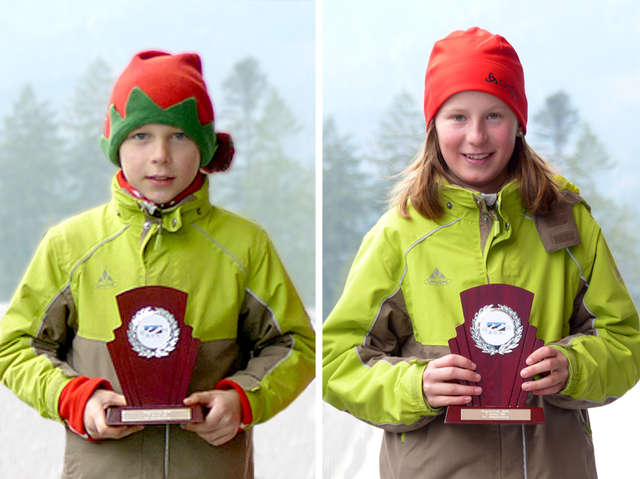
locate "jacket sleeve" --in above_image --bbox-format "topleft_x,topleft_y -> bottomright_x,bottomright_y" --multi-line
226,229 -> 315,426
0,229 -> 77,422
547,223 -> 640,409
323,230 -> 438,432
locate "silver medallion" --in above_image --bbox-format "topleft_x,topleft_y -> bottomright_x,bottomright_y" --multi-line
470,304 -> 522,355
127,307 -> 180,358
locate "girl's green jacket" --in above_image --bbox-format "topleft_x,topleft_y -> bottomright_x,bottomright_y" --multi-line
323,178 -> 639,479
0,176 -> 315,479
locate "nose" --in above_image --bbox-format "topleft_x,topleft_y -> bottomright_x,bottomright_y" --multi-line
466,119 -> 487,145
150,138 -> 171,164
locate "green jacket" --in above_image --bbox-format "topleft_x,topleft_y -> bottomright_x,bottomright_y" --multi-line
0,176 -> 315,479
323,179 -> 639,479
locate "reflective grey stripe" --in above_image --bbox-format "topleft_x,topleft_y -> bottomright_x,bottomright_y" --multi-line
521,425 -> 528,479
165,424 -> 170,479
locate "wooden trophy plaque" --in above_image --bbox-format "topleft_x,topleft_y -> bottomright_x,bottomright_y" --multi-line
445,284 -> 545,424
105,286 -> 204,426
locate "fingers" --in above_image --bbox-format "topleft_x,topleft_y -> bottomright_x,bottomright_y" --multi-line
84,390 -> 144,440
521,346 -> 569,396
422,354 -> 483,408
181,390 -> 242,446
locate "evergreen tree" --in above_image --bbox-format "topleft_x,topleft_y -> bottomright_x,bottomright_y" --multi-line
323,118 -> 374,318
532,91 -> 579,169
366,90 -> 424,213
0,85 -> 65,298
212,57 -> 270,213
221,57 -> 268,170
61,58 -> 116,213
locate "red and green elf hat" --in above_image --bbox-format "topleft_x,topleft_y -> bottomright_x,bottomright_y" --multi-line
100,51 -> 234,173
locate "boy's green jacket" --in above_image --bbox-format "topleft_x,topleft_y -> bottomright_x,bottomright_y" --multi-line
0,176 -> 315,478
323,178 -> 640,479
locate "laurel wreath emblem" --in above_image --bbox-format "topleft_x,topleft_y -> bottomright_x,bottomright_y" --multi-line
128,307 -> 180,358
471,304 -> 522,356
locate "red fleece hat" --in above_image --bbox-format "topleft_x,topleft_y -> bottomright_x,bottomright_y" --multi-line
100,51 -> 234,173
424,27 -> 528,134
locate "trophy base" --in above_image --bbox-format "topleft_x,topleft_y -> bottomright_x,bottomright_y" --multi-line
106,404 -> 204,426
445,406 -> 545,424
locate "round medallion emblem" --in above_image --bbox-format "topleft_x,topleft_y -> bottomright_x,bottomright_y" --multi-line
127,307 -> 179,358
471,304 -> 522,355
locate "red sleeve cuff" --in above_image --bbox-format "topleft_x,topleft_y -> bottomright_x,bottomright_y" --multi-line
215,379 -> 253,428
59,376 -> 112,439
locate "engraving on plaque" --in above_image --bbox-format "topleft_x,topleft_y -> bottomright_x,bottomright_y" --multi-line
127,307 -> 180,358
471,304 -> 522,355
460,408 -> 532,422
122,408 -> 192,423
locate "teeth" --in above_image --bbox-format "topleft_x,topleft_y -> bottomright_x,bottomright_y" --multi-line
465,154 -> 490,160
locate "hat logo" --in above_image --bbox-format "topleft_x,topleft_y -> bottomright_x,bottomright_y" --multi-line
485,72 -> 519,101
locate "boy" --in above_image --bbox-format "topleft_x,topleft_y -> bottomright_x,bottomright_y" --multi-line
0,51 -> 315,478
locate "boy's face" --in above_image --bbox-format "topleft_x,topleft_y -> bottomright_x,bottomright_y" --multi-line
119,123 -> 201,204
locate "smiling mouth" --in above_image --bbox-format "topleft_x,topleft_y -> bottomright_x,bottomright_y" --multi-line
147,176 -> 175,181
464,153 -> 491,160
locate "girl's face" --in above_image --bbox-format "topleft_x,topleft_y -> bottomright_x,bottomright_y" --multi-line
434,91 -> 519,194
119,123 -> 201,204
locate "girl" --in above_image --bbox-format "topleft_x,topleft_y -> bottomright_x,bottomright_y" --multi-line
322,27 -> 640,479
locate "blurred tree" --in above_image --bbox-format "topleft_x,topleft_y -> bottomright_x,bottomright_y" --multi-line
221,57 -> 268,170
366,90 -> 424,213
323,118 -> 374,318
61,58 -> 116,213
532,91 -> 579,169
0,85 -> 65,299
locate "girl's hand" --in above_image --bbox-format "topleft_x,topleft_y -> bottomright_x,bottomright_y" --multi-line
84,389 -> 144,440
181,390 -> 242,446
520,346 -> 569,396
422,354 -> 482,408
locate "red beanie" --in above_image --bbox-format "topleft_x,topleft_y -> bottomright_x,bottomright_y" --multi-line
100,51 -> 234,173
424,27 -> 527,134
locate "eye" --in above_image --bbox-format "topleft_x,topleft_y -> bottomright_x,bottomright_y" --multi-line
487,113 -> 501,120
452,114 -> 466,121
129,132 -> 148,140
173,131 -> 188,140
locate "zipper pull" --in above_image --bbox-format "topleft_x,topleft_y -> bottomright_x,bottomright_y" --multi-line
154,224 -> 163,250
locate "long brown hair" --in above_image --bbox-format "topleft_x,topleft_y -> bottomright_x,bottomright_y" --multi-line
389,123 -> 562,220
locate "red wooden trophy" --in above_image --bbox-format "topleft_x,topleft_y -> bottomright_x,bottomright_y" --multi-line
106,286 -> 204,426
445,284 -> 545,424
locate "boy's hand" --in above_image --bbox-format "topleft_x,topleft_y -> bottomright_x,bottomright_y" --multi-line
422,354 -> 482,408
84,389 -> 144,440
182,390 -> 242,446
520,346 -> 569,395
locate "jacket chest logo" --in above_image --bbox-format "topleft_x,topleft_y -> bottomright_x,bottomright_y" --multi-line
95,270 -> 116,289
424,268 -> 452,286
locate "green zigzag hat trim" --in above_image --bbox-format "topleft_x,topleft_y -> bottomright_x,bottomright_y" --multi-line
100,87 -> 218,167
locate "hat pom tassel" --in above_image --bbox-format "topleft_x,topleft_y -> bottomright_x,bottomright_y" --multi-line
202,132 -> 235,173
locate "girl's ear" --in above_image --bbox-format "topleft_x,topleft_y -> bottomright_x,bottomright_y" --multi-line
517,125 -> 524,137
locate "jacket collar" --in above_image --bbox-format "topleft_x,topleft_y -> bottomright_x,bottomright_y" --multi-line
110,173 -> 212,232
440,179 -> 525,221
